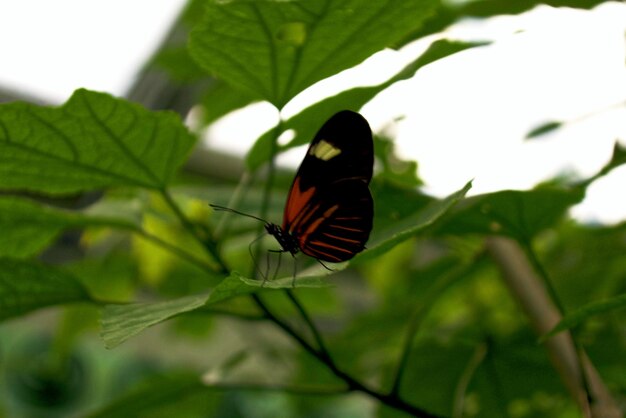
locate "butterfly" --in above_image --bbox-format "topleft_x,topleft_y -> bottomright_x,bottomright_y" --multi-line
212,110 -> 374,266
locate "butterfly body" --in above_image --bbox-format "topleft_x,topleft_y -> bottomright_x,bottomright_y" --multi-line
269,110 -> 374,263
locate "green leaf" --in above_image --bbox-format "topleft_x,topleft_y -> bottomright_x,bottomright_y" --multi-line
246,39 -> 486,170
597,142 -> 626,178
545,294 -> 626,338
200,81 -> 257,126
0,196 -> 139,258
525,121 -> 563,139
0,89 -> 196,194
101,293 -> 210,349
434,186 -> 585,242
101,271 -> 330,348
240,274 -> 332,290
189,0 -> 438,107
355,181 -> 472,262
151,46 -> 208,83
0,258 -> 92,321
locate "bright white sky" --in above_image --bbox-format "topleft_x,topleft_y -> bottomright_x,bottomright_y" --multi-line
0,1 -> 624,224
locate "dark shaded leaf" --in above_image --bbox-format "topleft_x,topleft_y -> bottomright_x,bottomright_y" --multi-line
0,258 -> 92,321
0,196 -> 138,258
434,186 -> 585,241
86,373 -> 208,418
356,181 -> 472,261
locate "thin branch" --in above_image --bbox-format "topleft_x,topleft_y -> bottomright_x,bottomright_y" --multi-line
186,307 -> 267,321
285,289 -> 333,362
201,380 -> 349,396
135,228 -> 217,272
391,258 -> 484,396
159,188 -> 229,274
251,293 -> 444,418
452,342 -> 487,418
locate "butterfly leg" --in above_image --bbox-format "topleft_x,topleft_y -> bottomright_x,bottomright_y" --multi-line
291,255 -> 298,288
248,232 -> 268,281
264,249 -> 287,287
315,258 -> 335,272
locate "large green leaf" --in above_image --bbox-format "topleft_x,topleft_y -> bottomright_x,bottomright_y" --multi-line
434,186 -> 585,242
0,258 -> 92,321
0,89 -> 196,194
200,80 -> 258,126
101,272 -> 330,348
0,196 -> 138,258
545,294 -> 626,338
101,293 -> 209,349
246,39 -> 486,170
355,182 -> 472,262
189,0 -> 437,107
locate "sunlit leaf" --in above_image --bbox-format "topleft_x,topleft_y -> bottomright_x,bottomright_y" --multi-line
246,39 -> 486,170
0,258 -> 92,321
0,89 -> 196,194
189,0 -> 438,107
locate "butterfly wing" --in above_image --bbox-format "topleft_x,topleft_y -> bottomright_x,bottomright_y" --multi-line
282,110 -> 374,262
296,179 -> 373,261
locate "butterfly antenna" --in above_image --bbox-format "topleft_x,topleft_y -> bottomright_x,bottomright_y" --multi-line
209,204 -> 268,224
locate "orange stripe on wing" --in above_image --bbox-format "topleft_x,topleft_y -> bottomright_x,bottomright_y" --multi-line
299,205 -> 340,244
327,224 -> 363,232
302,245 -> 343,262
284,177 -> 316,227
308,240 -> 352,254
321,232 -> 361,244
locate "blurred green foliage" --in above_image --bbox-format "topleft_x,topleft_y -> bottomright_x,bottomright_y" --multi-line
0,0 -> 624,417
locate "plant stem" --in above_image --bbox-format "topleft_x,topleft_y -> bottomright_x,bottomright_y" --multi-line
452,342 -> 487,418
136,229 -> 217,272
285,289 -> 333,362
159,188 -> 229,274
202,381 -> 350,396
251,294 -> 444,418
390,259 -> 481,396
